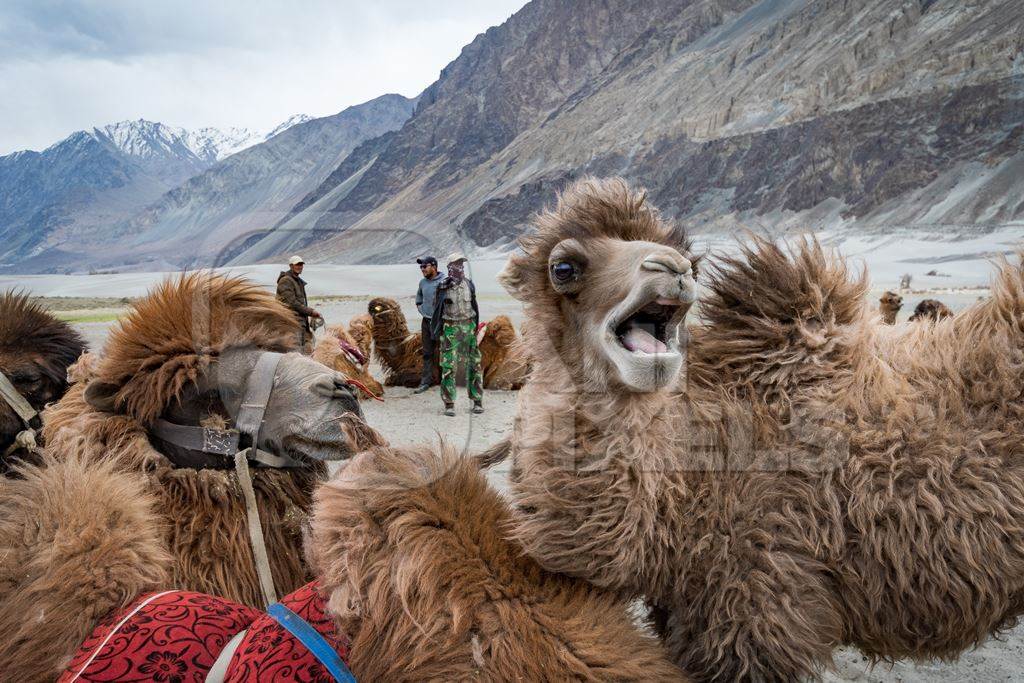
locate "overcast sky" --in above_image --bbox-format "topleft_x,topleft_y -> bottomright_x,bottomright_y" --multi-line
0,0 -> 527,155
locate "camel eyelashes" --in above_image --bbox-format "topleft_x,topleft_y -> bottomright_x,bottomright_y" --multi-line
548,260 -> 586,296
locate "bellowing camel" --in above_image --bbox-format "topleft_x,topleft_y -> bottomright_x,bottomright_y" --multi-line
40,273 -> 377,608
878,290 -> 902,324
491,177 -> 1024,681
313,323 -> 384,399
909,297 -> 954,322
478,314 -> 531,389
0,292 -> 85,469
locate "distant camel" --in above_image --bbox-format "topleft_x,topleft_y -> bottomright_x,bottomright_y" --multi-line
878,290 -> 903,324
479,315 -> 532,389
909,298 -> 953,322
347,313 -> 374,361
313,323 -> 384,399
367,297 -> 434,387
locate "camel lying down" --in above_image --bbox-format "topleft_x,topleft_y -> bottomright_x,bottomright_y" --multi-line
40,273 -> 375,609
0,445 -> 684,681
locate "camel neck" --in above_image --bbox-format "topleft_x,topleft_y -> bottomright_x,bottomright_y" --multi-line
525,364 -> 675,431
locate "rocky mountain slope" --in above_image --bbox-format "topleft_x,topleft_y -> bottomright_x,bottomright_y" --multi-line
263,0 -> 1023,264
0,116 -> 307,270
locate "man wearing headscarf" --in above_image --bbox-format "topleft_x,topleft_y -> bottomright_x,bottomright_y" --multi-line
430,253 -> 483,416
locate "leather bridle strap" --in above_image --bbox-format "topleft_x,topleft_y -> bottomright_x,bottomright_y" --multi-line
0,371 -> 37,426
233,351 -> 284,607
0,370 -> 40,457
149,419 -> 304,468
150,420 -> 239,456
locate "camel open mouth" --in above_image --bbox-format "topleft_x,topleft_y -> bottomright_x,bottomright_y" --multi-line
612,298 -> 684,355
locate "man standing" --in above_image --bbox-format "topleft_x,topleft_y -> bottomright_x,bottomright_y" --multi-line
276,255 -> 321,354
413,255 -> 443,393
431,253 -> 483,416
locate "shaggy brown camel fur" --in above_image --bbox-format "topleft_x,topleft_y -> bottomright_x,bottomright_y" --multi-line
0,292 -> 85,468
909,297 -> 954,322
0,453 -> 169,680
878,290 -> 902,324
493,177 -> 1024,681
0,439 -> 682,680
313,323 -> 384,399
42,272 -> 376,608
308,443 -> 686,681
347,313 -> 374,361
367,297 -> 437,387
479,315 -> 532,389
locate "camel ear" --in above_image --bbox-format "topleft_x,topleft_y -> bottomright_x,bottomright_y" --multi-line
497,254 -> 530,301
84,380 -> 120,413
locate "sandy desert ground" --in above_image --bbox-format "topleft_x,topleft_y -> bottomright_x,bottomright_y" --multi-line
6,233 -> 1024,679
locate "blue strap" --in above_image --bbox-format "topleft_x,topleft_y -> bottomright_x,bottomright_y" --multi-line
266,602 -> 356,683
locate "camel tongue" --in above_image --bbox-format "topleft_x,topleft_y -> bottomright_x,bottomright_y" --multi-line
621,325 -> 668,354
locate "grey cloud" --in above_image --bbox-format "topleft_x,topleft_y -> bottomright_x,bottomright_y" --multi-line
0,0 -> 526,154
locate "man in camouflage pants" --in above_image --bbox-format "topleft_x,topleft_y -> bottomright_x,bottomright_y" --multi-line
430,253 -> 483,417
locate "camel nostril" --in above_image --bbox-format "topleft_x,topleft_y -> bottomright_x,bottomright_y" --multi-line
643,256 -> 691,275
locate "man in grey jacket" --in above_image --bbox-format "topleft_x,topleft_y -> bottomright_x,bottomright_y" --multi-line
413,255 -> 443,393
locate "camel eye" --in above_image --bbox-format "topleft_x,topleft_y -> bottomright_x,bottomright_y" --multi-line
551,261 -> 577,283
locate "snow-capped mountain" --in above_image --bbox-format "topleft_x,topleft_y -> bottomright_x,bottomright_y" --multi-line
0,115 -> 311,268
94,117 -> 309,165
265,114 -> 313,141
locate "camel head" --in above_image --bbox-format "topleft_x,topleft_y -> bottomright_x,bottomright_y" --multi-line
879,291 -> 902,324
499,178 -> 697,393
347,314 -> 374,360
367,297 -> 407,338
81,273 -> 379,466
0,292 -> 85,453
86,346 -> 371,464
909,298 -> 953,322
483,315 -> 517,348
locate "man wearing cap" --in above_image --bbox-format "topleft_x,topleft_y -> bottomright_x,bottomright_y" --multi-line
276,256 -> 321,354
413,256 -> 443,393
430,252 -> 483,416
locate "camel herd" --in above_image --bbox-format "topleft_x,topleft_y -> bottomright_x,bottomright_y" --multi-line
1,177 -> 1023,681
878,290 -> 955,324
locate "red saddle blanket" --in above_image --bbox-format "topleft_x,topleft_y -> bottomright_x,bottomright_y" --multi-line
60,582 -> 349,682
